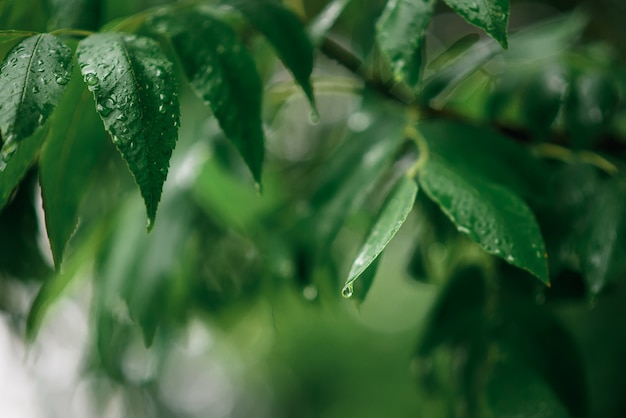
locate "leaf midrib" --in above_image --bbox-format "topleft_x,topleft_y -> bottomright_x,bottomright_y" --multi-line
13,34 -> 43,139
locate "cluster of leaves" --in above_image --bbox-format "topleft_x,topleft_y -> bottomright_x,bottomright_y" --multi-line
2,0 -> 626,416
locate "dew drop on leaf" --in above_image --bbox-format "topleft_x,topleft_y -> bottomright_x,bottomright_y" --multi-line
342,283 -> 354,298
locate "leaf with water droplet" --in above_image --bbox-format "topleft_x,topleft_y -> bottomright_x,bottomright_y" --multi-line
0,127 -> 48,210
39,62 -> 107,270
376,0 -> 436,89
229,0 -> 316,111
76,33 -> 180,229
0,34 -> 73,150
343,175 -> 417,296
147,10 -> 263,184
442,0 -> 510,48
418,157 -> 549,285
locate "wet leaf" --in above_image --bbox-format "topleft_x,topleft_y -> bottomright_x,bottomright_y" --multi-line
0,125 -> 48,209
76,32 -> 180,228
229,0 -> 316,110
343,175 -> 417,298
149,10 -> 263,184
419,158 -> 549,284
0,34 -> 73,150
39,63 -> 107,269
442,0 -> 509,48
375,0 -> 436,89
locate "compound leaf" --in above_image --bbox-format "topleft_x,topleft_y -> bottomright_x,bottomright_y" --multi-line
76,32 -> 180,229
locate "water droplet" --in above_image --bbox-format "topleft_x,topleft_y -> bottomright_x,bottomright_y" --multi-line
158,104 -> 166,114
341,283 -> 354,298
1,142 -> 18,163
55,76 -> 68,85
146,217 -> 153,231
309,109 -> 320,124
32,85 -> 39,93
85,73 -> 98,86
116,114 -> 127,121
469,2 -> 479,12
505,255 -> 515,262
97,103 -> 113,117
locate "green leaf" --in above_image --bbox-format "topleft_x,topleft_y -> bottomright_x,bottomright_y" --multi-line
442,0 -> 509,48
228,0 -> 316,110
419,158 -> 549,284
46,0 -> 102,31
417,120 -> 546,198
420,38 -> 501,104
308,0 -> 352,46
39,64 -> 107,269
76,32 -> 180,229
0,126 -> 47,209
487,359 -> 571,418
565,70 -> 618,149
579,180 -> 626,295
0,34 -> 73,149
148,11 -> 263,184
342,175 -> 417,298
375,0 -> 436,89
0,30 -> 36,44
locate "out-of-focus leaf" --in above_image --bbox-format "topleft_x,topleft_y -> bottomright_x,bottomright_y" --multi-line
0,34 -> 73,149
148,10 -> 263,185
487,359 -> 571,418
308,0 -> 352,45
419,158 -> 549,284
76,33 -> 180,229
343,175 -> 417,298
312,99 -> 407,247
521,65 -> 568,137
228,0 -> 316,110
420,38 -> 500,104
417,120 -> 545,198
565,70 -> 618,149
46,0 -> 102,31
417,265 -> 487,355
579,180 -> 626,295
0,30 -> 35,44
499,301 -> 587,418
0,126 -> 47,209
375,0 -> 436,89
39,63 -> 107,270
0,173 -> 51,280
442,0 -> 509,48
427,33 -> 481,72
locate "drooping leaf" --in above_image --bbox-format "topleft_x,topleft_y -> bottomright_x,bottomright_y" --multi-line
342,175 -> 417,298
308,0 -> 352,46
0,33 -> 73,149
375,0 -> 436,89
148,10 -> 263,184
39,63 -> 107,269
76,32 -> 180,229
0,125 -> 48,209
419,158 -> 549,284
228,0 -> 316,110
442,0 -> 510,48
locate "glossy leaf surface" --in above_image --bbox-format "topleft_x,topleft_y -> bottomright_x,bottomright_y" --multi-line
419,158 -> 549,284
343,175 -> 417,297
39,66 -> 107,269
76,32 -> 180,228
149,10 -> 263,184
0,34 -> 72,148
376,0 -> 436,89
229,0 -> 316,109
442,0 -> 510,48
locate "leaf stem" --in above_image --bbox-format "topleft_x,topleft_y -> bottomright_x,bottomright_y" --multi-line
532,143 -> 619,175
406,125 -> 429,179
